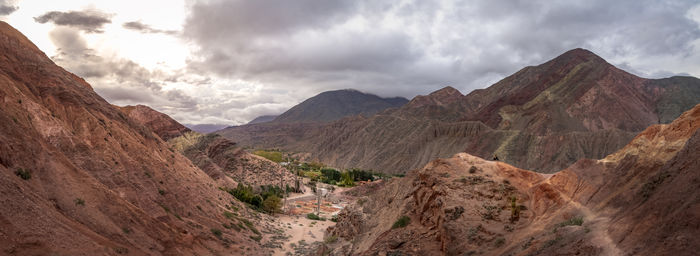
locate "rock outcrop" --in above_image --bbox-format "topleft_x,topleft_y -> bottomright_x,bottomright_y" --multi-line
0,21 -> 268,255
118,104 -> 191,140
324,104 -> 700,255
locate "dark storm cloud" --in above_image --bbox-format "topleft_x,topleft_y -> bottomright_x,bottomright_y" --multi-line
34,10 -> 112,33
183,0 -> 700,101
123,21 -> 177,35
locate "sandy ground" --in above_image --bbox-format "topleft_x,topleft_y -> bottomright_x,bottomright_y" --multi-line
269,184 -> 354,256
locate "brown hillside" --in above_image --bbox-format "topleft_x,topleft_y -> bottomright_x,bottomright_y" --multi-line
118,105 -> 191,141
0,21 -> 269,255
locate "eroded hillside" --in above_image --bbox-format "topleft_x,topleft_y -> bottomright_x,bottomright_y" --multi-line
322,104 -> 700,255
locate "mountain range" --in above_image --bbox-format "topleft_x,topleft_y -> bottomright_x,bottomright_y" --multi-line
217,48 -> 700,173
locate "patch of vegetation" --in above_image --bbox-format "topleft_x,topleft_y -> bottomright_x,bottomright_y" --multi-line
467,225 -> 482,241
239,218 -> 260,235
144,171 -> 152,178
481,203 -> 499,220
114,247 -> 128,254
542,236 -> 562,249
392,216 -> 411,229
557,216 -> 583,228
14,168 -> 31,180
458,175 -> 485,185
469,166 -> 478,173
253,150 -> 284,163
223,184 -> 284,213
339,171 -> 355,187
223,211 -> 235,219
158,189 -> 166,195
510,196 -> 520,222
640,171 -> 671,200
211,228 -> 223,239
262,195 -> 282,214
307,213 -> 321,220
122,227 -> 131,234
324,235 -> 338,244
74,198 -> 85,206
331,215 -> 339,222
250,235 -> 262,242
494,237 -> 505,247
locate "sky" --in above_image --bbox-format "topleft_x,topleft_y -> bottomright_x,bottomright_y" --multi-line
1,0 -> 699,125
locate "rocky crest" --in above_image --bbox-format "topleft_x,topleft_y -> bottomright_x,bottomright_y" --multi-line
324,104 -> 700,255
118,104 -> 191,140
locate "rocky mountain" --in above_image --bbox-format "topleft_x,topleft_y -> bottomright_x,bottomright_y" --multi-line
323,103 -> 700,255
118,105 -> 190,140
272,89 -> 408,123
117,105 -> 297,188
218,49 -> 700,173
247,115 -> 278,125
185,123 -> 230,133
0,21 -> 271,255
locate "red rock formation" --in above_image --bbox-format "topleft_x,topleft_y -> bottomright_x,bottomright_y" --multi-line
0,21 -> 267,255
324,104 -> 700,255
117,105 -> 191,141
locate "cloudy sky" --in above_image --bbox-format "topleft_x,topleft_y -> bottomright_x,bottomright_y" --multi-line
1,0 -> 700,125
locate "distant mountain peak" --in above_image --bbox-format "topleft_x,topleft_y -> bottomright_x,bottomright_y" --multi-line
407,86 -> 464,108
552,48 -> 608,65
271,89 -> 409,123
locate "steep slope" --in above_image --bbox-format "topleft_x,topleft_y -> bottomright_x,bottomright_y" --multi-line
0,21 -> 268,255
272,89 -> 408,123
169,132 -> 297,188
118,106 -> 297,188
118,105 -> 191,140
218,49 -> 700,174
247,115 -> 277,125
324,104 -> 700,255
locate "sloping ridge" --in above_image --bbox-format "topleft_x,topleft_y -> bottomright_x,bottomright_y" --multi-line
324,104 -> 700,255
0,21 -> 268,255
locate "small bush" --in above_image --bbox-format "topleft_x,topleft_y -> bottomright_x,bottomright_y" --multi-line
392,216 -> 410,229
14,168 -> 31,180
307,213 -> 321,220
262,195 -> 282,214
331,215 -> 339,222
557,216 -> 583,228
250,235 -> 262,242
158,189 -> 165,195
494,237 -> 505,247
211,228 -> 222,238
74,198 -> 85,206
223,211 -> 235,219
324,235 -> 338,244
469,166 -> 478,174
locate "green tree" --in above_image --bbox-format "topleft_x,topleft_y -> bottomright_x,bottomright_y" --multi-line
262,195 -> 282,214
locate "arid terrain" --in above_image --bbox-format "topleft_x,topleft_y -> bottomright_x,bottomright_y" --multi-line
1,12 -> 699,256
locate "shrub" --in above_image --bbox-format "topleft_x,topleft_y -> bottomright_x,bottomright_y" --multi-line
331,215 -> 339,222
262,195 -> 282,214
250,235 -> 262,242
469,166 -> 478,174
392,216 -> 410,229
494,237 -> 505,247
307,213 -> 321,220
339,171 -> 355,187
74,198 -> 85,206
557,216 -> 583,227
211,228 -> 222,239
158,189 -> 165,195
324,235 -> 338,244
510,196 -> 520,222
14,168 -> 31,180
223,211 -> 235,219
320,168 -> 341,183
